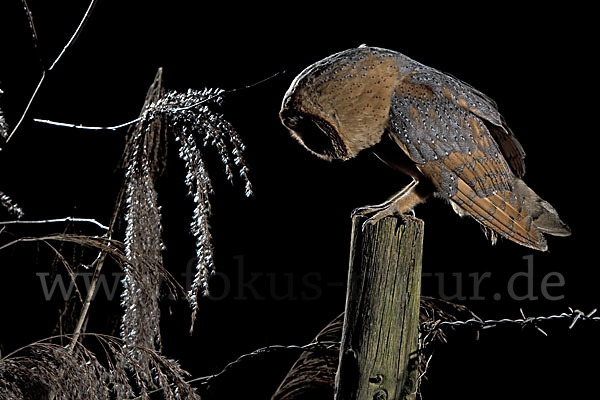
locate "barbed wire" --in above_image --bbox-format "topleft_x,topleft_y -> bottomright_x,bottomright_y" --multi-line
421,307 -> 599,337
207,308 -> 597,384
191,341 -> 339,386
130,307 -> 598,399
130,341 -> 340,399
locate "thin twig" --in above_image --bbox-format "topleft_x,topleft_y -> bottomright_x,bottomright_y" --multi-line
5,0 -> 45,143
6,0 -> 98,144
0,234 -> 113,253
68,188 -> 124,351
32,70 -> 285,131
48,0 -> 98,71
5,72 -> 46,143
20,0 -> 43,67
41,240 -> 84,303
68,249 -> 107,351
0,236 -> 49,252
32,117 -> 143,131
0,216 -> 109,230
170,70 -> 284,113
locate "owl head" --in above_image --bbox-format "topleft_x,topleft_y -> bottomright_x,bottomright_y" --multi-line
280,46 -> 400,161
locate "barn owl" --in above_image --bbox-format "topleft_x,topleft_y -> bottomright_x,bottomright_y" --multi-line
280,46 -> 570,251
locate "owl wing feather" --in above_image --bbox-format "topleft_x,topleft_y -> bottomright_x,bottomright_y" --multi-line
387,71 -> 546,249
409,68 -> 527,177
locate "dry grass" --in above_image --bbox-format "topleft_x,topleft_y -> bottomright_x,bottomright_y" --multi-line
0,333 -> 200,400
0,64 -> 253,397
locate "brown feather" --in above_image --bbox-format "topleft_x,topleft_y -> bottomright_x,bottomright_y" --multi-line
452,179 -> 547,250
281,50 -> 399,159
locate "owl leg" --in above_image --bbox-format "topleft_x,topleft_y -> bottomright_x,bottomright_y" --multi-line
352,180 -> 417,216
352,180 -> 433,228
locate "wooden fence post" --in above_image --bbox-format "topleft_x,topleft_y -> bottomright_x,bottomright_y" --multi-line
334,215 -> 424,400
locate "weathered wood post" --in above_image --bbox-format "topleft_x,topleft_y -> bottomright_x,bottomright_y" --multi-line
334,215 -> 424,400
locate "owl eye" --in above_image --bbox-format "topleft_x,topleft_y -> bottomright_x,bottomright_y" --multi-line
280,109 -> 346,160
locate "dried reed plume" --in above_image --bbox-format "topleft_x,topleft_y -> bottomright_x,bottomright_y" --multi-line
120,69 -> 169,383
118,67 -> 252,380
163,87 -> 253,324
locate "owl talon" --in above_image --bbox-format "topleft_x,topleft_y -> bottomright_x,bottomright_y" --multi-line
351,206 -> 383,217
360,207 -> 398,231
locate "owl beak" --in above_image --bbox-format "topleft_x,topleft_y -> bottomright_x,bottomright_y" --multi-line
279,107 -> 297,132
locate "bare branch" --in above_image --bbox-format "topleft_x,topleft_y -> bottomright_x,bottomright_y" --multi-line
20,0 -> 43,68
5,0 -> 98,144
0,216 -> 108,231
32,117 -> 142,131
5,72 -> 46,143
48,0 -> 98,71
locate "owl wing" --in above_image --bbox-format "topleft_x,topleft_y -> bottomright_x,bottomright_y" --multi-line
387,72 -> 545,249
410,68 -> 527,177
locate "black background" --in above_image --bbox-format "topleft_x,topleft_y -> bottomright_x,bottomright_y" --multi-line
0,2 -> 597,399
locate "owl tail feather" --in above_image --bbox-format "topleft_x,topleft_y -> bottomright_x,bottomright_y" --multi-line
513,179 -> 571,238
451,178 -> 570,251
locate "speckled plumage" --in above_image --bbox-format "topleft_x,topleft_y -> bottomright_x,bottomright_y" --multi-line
280,46 -> 570,251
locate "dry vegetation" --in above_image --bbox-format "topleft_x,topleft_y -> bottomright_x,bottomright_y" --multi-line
1,59 -> 252,399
